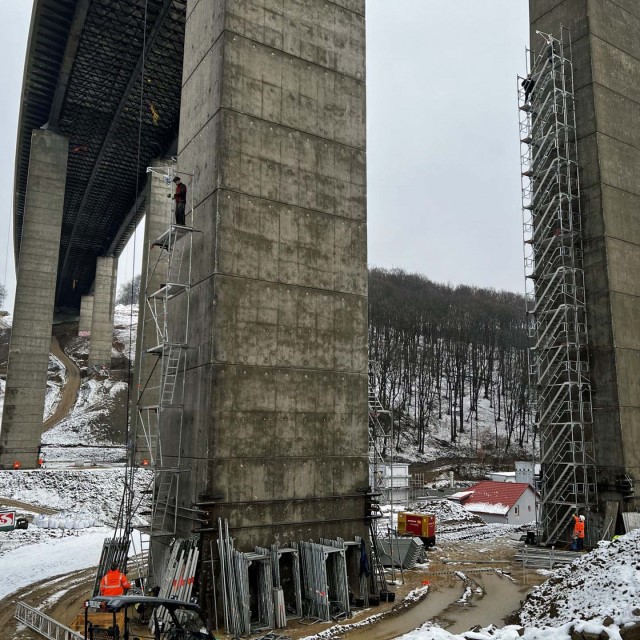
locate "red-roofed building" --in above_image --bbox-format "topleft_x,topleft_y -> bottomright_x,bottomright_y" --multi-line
449,481 -> 538,525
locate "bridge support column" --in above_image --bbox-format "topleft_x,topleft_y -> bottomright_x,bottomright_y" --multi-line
169,0 -> 369,550
78,295 -> 93,336
132,160 -> 174,462
0,129 -> 68,468
88,256 -> 117,367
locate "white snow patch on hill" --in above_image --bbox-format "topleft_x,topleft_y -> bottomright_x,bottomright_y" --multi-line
113,304 -> 138,361
42,379 -> 127,450
44,352 -> 66,421
0,468 -> 151,526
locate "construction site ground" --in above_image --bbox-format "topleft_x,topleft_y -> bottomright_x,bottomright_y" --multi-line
0,535 -> 547,640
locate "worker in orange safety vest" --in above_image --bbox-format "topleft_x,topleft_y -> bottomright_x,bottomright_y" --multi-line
99,562 -> 131,596
572,513 -> 586,551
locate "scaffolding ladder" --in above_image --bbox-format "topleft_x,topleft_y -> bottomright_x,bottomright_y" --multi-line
134,168 -> 199,552
368,362 -> 390,499
518,29 -> 597,545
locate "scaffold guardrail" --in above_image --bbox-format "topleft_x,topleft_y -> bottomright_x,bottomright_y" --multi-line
15,602 -> 83,640
517,28 -> 597,546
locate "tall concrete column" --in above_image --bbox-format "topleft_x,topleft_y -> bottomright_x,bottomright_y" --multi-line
531,0 -> 640,506
88,256 -> 117,367
132,160 -> 174,462
168,0 -> 368,550
78,295 -> 94,336
0,129 -> 67,468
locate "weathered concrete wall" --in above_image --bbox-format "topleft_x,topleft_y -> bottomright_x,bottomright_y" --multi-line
88,256 -> 117,367
79,295 -> 94,336
132,162 -> 174,463
169,0 -> 369,549
0,130 -> 67,468
530,0 -> 640,498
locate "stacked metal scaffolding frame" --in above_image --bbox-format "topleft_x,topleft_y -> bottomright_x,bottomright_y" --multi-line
217,519 -> 275,636
151,538 -> 199,631
92,537 -> 131,597
299,541 -> 350,622
268,545 -> 303,623
135,167 -> 197,544
518,29 -> 597,545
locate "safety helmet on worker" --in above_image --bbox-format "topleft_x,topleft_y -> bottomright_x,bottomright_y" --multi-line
579,515 -> 585,521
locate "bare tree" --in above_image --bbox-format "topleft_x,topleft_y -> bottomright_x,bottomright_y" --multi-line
116,274 -> 142,306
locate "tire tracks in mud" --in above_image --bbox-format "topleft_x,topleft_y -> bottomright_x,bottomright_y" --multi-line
0,566 -> 97,640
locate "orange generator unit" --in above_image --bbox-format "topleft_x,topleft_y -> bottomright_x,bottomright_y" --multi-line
397,512 -> 436,546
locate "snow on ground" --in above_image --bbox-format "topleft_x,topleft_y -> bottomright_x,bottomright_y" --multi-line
0,468 -> 151,527
43,352 -> 66,421
42,378 -> 128,462
393,530 -> 640,640
113,304 -> 138,361
0,528 -> 111,600
519,531 -> 640,627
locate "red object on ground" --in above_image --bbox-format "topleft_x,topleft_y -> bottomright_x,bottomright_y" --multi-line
12,461 -> 21,470
398,512 -> 436,545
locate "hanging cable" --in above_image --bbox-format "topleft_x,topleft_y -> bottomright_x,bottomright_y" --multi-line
115,0 -> 150,559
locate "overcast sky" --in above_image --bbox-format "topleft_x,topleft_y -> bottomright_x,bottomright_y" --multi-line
1,1 -> 529,311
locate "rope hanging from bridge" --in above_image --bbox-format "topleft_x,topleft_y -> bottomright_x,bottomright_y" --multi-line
114,0 -> 150,565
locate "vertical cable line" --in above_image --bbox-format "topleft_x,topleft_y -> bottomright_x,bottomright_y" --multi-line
115,0 -> 150,566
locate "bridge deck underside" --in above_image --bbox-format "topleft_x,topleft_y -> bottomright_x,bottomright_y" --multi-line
15,0 -> 186,309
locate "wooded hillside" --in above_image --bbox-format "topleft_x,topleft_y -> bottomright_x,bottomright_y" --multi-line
368,268 -> 533,457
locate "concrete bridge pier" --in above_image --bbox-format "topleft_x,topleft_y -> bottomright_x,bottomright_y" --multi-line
88,256 -> 117,367
166,0 -> 369,552
78,295 -> 93,336
0,129 -> 68,468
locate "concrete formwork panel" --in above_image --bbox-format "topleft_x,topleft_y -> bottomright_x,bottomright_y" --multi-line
172,0 -> 368,551
0,130 -> 67,468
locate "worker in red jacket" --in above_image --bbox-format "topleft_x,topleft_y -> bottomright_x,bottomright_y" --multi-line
172,176 -> 187,226
572,513 -> 586,551
99,562 -> 131,596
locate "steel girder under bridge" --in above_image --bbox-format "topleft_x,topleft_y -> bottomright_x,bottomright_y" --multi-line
15,0 -> 186,311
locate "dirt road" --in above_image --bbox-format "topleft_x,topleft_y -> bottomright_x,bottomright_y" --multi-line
0,566 -> 96,640
43,337 -> 81,431
0,498 -> 57,515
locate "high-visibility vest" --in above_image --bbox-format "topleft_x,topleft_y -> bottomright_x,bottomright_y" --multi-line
99,570 -> 131,596
573,516 -> 585,538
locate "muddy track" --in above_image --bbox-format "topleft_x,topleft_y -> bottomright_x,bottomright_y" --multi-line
0,498 -> 57,515
0,566 -> 97,640
43,336 -> 81,431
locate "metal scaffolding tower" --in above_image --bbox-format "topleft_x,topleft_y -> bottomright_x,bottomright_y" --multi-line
135,167 -> 198,542
368,363 -> 390,500
518,29 -> 597,545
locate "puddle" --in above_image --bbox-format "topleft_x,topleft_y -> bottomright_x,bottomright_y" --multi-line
334,568 -> 546,640
437,572 -> 527,634
339,582 -> 463,640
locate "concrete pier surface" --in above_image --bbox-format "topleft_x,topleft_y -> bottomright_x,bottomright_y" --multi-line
88,256 -> 117,367
163,0 -> 369,549
0,130 -> 68,468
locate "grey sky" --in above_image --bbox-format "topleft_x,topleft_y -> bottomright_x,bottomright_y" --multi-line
1,1 -> 529,311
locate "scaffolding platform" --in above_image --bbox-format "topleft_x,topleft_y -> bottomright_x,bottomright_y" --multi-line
518,29 -> 597,546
